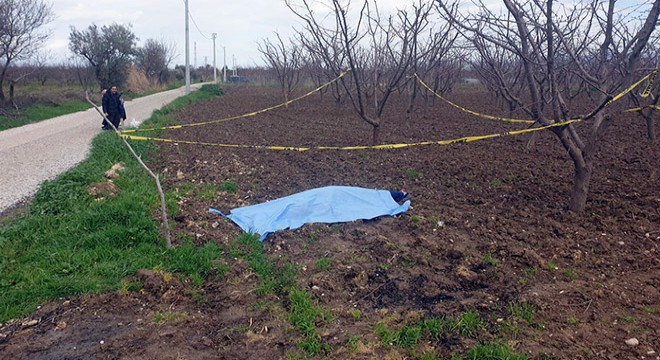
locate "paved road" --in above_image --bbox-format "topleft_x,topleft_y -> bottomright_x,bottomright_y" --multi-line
0,84 -> 204,214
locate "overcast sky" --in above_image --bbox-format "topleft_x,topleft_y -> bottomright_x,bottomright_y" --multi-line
45,0 -> 648,68
46,0 -> 405,68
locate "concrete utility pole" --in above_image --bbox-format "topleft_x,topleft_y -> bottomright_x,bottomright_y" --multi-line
212,33 -> 217,82
223,46 -> 227,82
185,0 -> 190,95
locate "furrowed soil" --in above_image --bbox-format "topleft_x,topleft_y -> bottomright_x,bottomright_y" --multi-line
1,84 -> 658,359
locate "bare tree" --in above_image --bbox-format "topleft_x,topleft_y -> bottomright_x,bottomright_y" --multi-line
297,27 -> 348,107
627,27 -> 659,142
135,38 -> 177,85
287,0 -> 436,144
0,0 -> 54,102
31,51 -> 51,86
469,41 -> 526,115
68,57 -> 96,91
404,10 -> 460,123
258,32 -> 304,105
437,0 -> 660,212
7,65 -> 34,109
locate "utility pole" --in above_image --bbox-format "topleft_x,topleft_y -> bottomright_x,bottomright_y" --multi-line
212,33 -> 217,83
185,0 -> 190,95
194,41 -> 197,68
232,55 -> 236,76
223,46 -> 227,82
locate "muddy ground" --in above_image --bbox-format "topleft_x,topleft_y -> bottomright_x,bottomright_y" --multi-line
1,83 -> 658,359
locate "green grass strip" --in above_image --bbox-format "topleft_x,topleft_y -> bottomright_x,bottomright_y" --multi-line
0,101 -> 91,131
0,84 -> 224,322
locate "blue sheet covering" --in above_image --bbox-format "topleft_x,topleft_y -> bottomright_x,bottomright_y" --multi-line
210,185 -> 410,241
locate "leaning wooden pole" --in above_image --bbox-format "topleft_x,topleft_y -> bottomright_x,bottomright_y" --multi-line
86,93 -> 172,248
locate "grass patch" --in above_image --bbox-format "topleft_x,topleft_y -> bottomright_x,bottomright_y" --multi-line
229,232 -> 297,296
466,342 -> 529,360
375,322 -> 423,348
418,352 -> 440,360
229,232 -> 337,356
152,311 -> 188,324
288,288 -> 334,355
375,310 -> 487,350
499,320 -> 521,338
421,317 -> 454,339
315,257 -> 333,271
619,315 -> 636,324
0,100 -> 92,131
351,310 -> 362,320
508,302 -> 542,328
220,180 -> 238,193
373,312 -> 530,359
0,85 -> 224,322
522,266 -> 537,277
194,183 -> 218,201
118,279 -> 142,294
567,316 -> 579,326
643,306 -> 660,314
562,268 -> 578,281
455,310 -> 487,336
489,178 -> 505,187
346,335 -> 361,352
305,230 -> 320,244
403,168 -> 422,179
483,253 -> 500,268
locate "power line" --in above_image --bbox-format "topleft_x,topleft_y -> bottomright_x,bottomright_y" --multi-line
181,0 -> 212,40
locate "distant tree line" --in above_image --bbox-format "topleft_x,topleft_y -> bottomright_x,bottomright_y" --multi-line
0,0 -> 207,102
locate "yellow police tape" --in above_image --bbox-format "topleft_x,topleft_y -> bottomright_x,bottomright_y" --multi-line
641,69 -> 657,98
118,69 -> 655,151
608,70 -> 655,104
416,70 -> 658,121
120,119 -> 580,151
120,69 -> 351,134
625,104 -> 660,113
413,74 -> 536,124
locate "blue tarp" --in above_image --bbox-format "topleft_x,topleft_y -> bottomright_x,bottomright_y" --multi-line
210,185 -> 410,241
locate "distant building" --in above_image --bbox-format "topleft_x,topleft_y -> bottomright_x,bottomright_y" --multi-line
227,75 -> 249,83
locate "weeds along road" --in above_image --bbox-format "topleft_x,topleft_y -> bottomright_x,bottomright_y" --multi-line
0,83 -> 205,214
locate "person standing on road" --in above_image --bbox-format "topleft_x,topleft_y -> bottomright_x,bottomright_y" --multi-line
100,89 -> 108,128
101,85 -> 126,130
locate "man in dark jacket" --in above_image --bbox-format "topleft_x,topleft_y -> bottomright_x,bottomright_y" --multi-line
101,85 -> 126,130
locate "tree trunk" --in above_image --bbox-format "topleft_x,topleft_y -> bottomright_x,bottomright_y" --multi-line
0,78 -> 5,102
569,159 -> 592,212
9,80 -> 16,105
406,81 -> 418,128
283,87 -> 289,108
372,122 -> 381,145
555,125 -> 593,213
